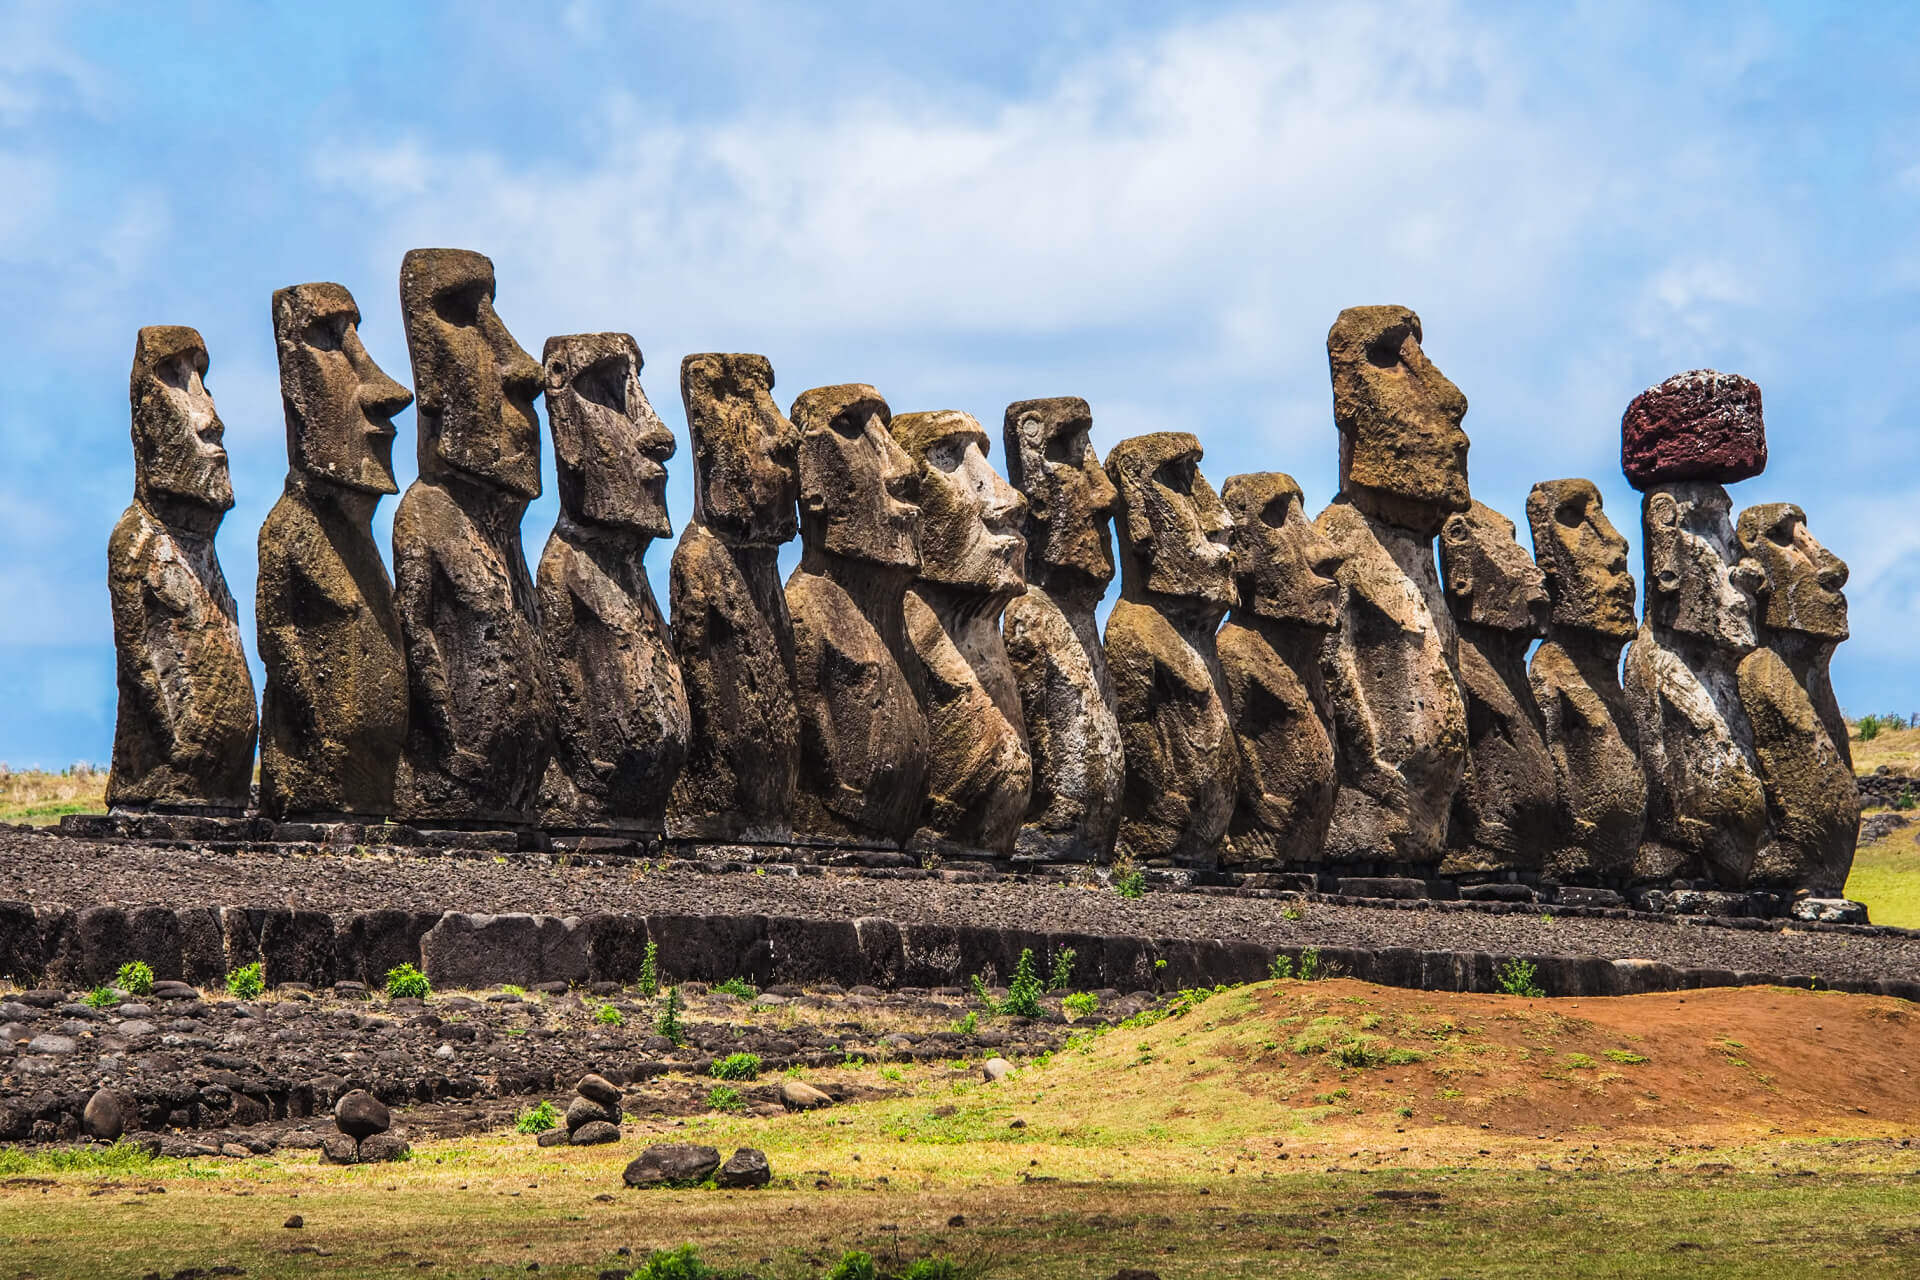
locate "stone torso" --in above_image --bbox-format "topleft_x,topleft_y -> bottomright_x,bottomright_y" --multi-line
1445,625 -> 1556,874
1738,645 -> 1859,894
1218,617 -> 1336,869
1003,585 -> 1123,863
1529,637 -> 1645,883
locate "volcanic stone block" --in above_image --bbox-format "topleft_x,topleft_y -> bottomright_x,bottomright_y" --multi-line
1104,433 -> 1237,867
1002,397 -> 1125,863
583,913 -> 652,984
1736,503 -> 1859,894
535,333 -> 688,833
1437,501 -> 1556,874
107,325 -> 258,812
258,282 -> 414,820
786,384 -> 929,847
335,910 -> 439,988
418,912 -> 586,989
668,353 -> 802,842
766,916 -> 864,986
852,917 -> 905,989
258,910 -> 337,988
0,902 -> 44,983
392,248 -> 553,825
1217,473 -> 1341,869
1621,370 -> 1766,488
642,913 -> 769,985
893,409 -> 1031,858
175,907 -> 225,985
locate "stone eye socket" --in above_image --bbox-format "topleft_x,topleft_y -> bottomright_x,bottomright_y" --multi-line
432,282 -> 487,329
1044,428 -> 1086,466
303,316 -> 347,352
1152,458 -> 1195,494
573,357 -> 629,414
1260,496 -> 1292,529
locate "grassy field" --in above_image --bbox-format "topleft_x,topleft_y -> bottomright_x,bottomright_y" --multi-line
0,765 -> 104,825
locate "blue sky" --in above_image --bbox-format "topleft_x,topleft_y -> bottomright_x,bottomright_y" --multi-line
2,0 -> 1918,767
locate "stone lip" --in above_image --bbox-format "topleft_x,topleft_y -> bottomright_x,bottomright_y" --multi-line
1621,370 -> 1766,489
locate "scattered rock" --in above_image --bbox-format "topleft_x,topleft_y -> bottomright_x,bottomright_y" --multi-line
320,1134 -> 360,1165
333,1089 -> 390,1140
83,1088 -> 127,1142
575,1073 -> 621,1109
284,1214 -> 304,1229
982,1057 -> 1013,1082
716,1147 -> 770,1188
26,1034 -> 75,1055
569,1121 -> 621,1146
357,1133 -> 411,1163
565,1094 -> 618,1133
622,1143 -> 721,1188
536,1127 -> 571,1148
779,1079 -> 833,1111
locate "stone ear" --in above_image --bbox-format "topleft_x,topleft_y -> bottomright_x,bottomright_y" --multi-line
1646,492 -> 1681,592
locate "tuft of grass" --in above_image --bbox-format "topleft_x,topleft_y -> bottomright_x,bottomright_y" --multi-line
594,1002 -> 624,1026
1605,1049 -> 1649,1065
713,975 -> 757,998
115,960 -> 154,996
83,985 -> 117,1009
629,1242 -> 721,1280
1062,991 -> 1099,1023
706,1084 -> 745,1113
384,963 -> 430,999
225,962 -> 264,999
711,1051 -> 763,1081
1114,866 -> 1146,899
513,1099 -> 560,1134
951,1010 -> 978,1035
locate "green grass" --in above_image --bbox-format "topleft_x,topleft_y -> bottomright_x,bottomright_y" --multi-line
1846,832 -> 1920,928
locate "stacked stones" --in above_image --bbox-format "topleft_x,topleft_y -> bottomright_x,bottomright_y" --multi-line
98,258 -> 1859,910
543,1073 -> 622,1146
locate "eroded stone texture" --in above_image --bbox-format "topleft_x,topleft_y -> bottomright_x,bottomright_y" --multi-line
392,249 -> 552,825
1736,503 -> 1858,894
1438,501 -> 1555,874
1217,473 -> 1340,869
786,385 -> 928,847
1317,306 -> 1470,870
667,353 -> 801,842
535,333 -> 688,833
1103,433 -> 1237,867
1621,370 -> 1766,488
257,283 -> 414,820
1526,480 -> 1645,883
1623,481 -> 1768,886
1002,397 -> 1124,863
107,326 -> 257,811
893,410 -> 1031,858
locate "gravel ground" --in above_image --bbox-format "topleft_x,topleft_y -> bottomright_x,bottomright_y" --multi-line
5,829 -> 1920,984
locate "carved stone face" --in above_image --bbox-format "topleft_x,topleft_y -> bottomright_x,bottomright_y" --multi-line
891,410 -> 1027,597
1003,397 -> 1116,591
1440,500 -> 1549,636
1642,481 -> 1760,650
273,283 -> 413,496
792,384 -> 920,570
130,325 -> 233,513
1526,479 -> 1636,640
681,352 -> 799,547
1222,472 -> 1340,628
1106,433 -> 1235,609
1328,305 -> 1470,535
400,248 -> 543,500
1737,502 -> 1849,641
543,333 -> 673,537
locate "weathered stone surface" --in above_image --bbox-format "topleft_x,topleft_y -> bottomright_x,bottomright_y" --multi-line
786,385 -> 928,847
1217,473 -> 1340,869
83,1088 -> 128,1141
393,249 -> 552,825
107,325 -> 257,811
535,333 -> 687,833
569,1120 -> 621,1146
1527,480 -> 1646,882
1002,397 -> 1124,863
333,1088 -> 389,1140
668,354 -> 801,842
1103,433 -> 1237,867
717,1146 -> 771,1188
1621,370 -> 1766,488
1438,501 -> 1555,874
575,1073 -> 622,1109
779,1079 -> 832,1111
419,912 -> 587,990
1624,481 -> 1767,885
258,282 -> 413,820
622,1142 -> 721,1188
1317,306 -> 1470,871
1736,503 -> 1859,894
893,409 -> 1031,858
565,1093 -> 619,1133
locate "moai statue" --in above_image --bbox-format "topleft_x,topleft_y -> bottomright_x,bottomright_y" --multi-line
1103,433 -> 1237,867
1002,397 -> 1124,863
1315,306 -> 1470,872
666,353 -> 801,843
391,248 -> 553,826
257,283 -> 414,820
786,384 -> 929,847
106,326 -> 258,811
1526,480 -> 1646,883
1437,501 -> 1556,875
535,333 -> 688,833
1217,473 -> 1341,869
893,410 -> 1032,858
1736,503 -> 1859,895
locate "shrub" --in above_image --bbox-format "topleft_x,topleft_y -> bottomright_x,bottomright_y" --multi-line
226,962 -> 264,999
630,1243 -> 717,1280
711,1051 -> 763,1081
638,940 -> 661,998
1296,947 -> 1323,982
514,1099 -> 560,1134
1494,957 -> 1545,998
594,1002 -> 624,1026
825,1252 -> 879,1280
706,1084 -> 744,1112
898,1259 -> 964,1280
713,976 -> 757,998
1002,947 -> 1045,1018
83,986 -> 116,1009
1061,991 -> 1099,1023
1897,785 -> 1918,813
656,986 -> 685,1044
384,963 -> 431,999
1114,867 -> 1146,899
951,1010 -> 978,1035
1268,953 -> 1294,982
114,960 -> 154,997
1858,714 -> 1883,741
1047,946 -> 1077,992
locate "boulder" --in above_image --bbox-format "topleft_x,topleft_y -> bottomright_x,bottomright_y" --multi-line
536,1126 -> 571,1148
569,1120 -> 621,1146
982,1057 -> 1013,1082
83,1088 -> 128,1142
333,1088 -> 390,1140
575,1073 -> 622,1109
358,1132 -> 411,1162
778,1079 -> 832,1111
321,1134 -> 360,1165
622,1143 -> 721,1188
565,1094 -> 619,1133
717,1147 -> 771,1188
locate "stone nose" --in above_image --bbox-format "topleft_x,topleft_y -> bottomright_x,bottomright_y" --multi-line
1818,553 -> 1849,591
1085,452 -> 1119,514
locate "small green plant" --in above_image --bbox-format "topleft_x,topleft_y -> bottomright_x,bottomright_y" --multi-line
629,1242 -> 718,1280
83,986 -> 116,1009
1296,947 -> 1323,982
1268,953 -> 1294,981
898,1259 -> 964,1280
656,985 -> 685,1044
1115,866 -> 1147,899
500,983 -> 527,997
1604,1048 -> 1649,1065
1280,904 -> 1304,922
1896,784 -> 1918,813
638,939 -> 661,998
594,1002 -> 624,1026
1047,946 -> 1077,991
879,1064 -> 905,1082
1002,947 -> 1045,1018
225,962 -> 264,999
1494,957 -> 1545,998
513,1099 -> 560,1134
713,975 -> 758,998
384,963 -> 431,999
706,1084 -> 744,1113
951,1010 -> 979,1035
825,1251 -> 879,1280
1857,713 -> 1887,741
711,1051 -> 763,1081
1062,991 -> 1099,1023
114,960 -> 154,997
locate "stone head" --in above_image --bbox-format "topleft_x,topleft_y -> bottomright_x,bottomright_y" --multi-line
399,248 -> 543,500
1526,478 -> 1636,640
1221,472 -> 1340,630
791,383 -> 920,571
130,325 -> 232,514
681,352 -> 799,547
543,333 -> 673,538
1105,433 -> 1235,611
1328,305 -> 1470,535
272,282 -> 412,497
1440,500 -> 1550,637
1003,396 -> 1117,593
1737,502 -> 1848,642
1641,480 -> 1760,650
891,410 -> 1026,599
